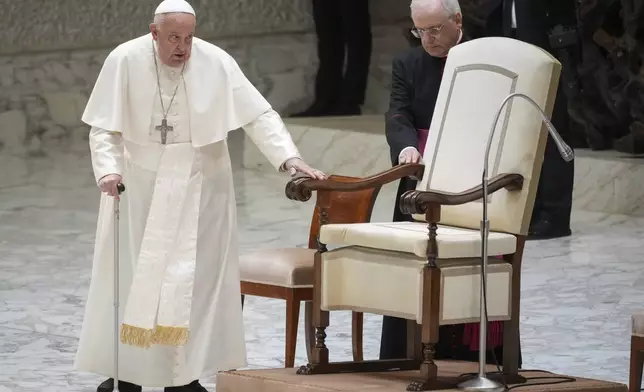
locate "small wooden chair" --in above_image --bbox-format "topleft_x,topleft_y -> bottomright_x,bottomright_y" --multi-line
240,174 -> 380,368
630,312 -> 644,392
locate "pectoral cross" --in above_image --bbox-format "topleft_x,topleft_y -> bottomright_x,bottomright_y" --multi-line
155,119 -> 173,145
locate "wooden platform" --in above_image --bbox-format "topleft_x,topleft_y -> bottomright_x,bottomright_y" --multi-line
216,361 -> 627,392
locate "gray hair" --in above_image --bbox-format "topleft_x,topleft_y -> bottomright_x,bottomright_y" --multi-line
152,12 -> 194,25
153,13 -> 166,24
410,0 -> 461,17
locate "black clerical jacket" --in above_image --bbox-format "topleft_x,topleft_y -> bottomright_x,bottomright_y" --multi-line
384,36 -> 468,222
385,47 -> 445,166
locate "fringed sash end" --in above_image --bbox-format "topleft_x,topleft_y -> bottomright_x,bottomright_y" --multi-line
151,325 -> 190,346
120,324 -> 190,348
120,324 -> 154,348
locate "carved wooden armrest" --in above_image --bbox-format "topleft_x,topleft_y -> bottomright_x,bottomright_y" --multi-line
400,173 -> 524,215
285,164 -> 425,202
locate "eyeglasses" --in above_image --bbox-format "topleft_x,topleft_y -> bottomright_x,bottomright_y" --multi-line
411,23 -> 446,38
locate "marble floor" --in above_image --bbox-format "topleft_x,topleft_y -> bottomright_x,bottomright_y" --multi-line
1,142 -> 643,391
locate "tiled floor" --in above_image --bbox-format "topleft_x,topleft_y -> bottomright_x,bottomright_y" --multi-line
1,143 -> 642,391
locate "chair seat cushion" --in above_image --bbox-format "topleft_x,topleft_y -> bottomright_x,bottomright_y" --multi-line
239,248 -> 315,288
319,221 -> 517,259
633,313 -> 644,337
320,246 -> 513,324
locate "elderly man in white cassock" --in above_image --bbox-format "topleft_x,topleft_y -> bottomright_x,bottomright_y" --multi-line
73,0 -> 325,391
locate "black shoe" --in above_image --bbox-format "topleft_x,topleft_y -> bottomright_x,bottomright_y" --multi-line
165,380 -> 208,392
527,220 -> 571,240
97,378 -> 142,392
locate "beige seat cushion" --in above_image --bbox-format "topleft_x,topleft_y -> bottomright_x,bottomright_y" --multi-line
632,313 -> 644,337
321,246 -> 513,324
319,221 -> 517,259
239,248 -> 315,288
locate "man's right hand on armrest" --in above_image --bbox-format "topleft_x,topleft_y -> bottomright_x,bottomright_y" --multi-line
399,147 -> 422,164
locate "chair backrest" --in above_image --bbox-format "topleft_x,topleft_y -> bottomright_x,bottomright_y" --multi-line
414,37 -> 561,235
308,175 -> 381,249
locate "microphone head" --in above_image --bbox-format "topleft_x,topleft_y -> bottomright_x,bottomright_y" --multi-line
560,144 -> 574,162
545,122 -> 574,162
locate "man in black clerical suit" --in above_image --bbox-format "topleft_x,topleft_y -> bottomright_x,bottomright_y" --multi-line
483,0 -> 576,240
292,0 -> 372,117
381,0 -> 513,366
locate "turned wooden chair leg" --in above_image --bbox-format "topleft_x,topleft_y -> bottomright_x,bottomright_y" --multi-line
629,336 -> 644,392
285,292 -> 300,368
352,311 -> 364,361
310,250 -> 330,366
406,266 -> 441,391
304,301 -> 314,363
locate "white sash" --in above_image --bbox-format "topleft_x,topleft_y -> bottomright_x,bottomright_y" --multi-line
120,143 -> 202,348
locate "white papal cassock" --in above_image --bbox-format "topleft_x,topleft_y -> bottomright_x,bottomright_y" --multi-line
74,33 -> 300,387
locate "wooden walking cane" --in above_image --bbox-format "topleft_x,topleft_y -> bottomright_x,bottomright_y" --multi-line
114,183 -> 125,392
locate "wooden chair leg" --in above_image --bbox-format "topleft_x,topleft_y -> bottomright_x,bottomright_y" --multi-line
241,294 -> 245,308
408,266 -> 441,391
298,250 -> 330,374
351,311 -> 364,361
285,292 -> 300,368
503,243 -> 525,380
304,301 -> 314,363
629,336 -> 644,392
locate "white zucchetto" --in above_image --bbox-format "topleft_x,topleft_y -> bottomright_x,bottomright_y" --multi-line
154,0 -> 195,16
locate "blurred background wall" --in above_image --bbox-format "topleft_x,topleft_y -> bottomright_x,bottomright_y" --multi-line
0,0 -> 410,155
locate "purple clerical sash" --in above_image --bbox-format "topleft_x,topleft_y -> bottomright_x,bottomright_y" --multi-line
417,128 -> 429,157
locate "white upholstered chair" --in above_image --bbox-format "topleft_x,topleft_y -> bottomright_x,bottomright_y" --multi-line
285,37 -> 562,390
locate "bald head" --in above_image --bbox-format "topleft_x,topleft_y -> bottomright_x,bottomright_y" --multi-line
409,0 -> 462,57
150,12 -> 196,68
